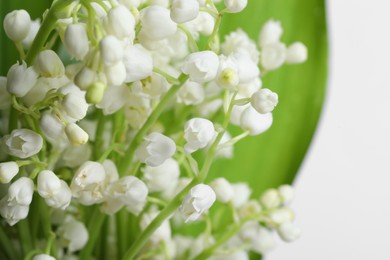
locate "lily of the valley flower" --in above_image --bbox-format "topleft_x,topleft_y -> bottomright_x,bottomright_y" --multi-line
3,9 -> 31,42
251,88 -> 278,114
184,118 -> 216,154
170,0 -> 199,24
6,61 -> 38,97
3,129 -> 43,159
136,132 -> 176,167
0,162 -> 19,184
182,51 -> 220,83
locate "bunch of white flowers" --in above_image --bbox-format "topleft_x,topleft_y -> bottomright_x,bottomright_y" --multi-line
0,0 -> 307,259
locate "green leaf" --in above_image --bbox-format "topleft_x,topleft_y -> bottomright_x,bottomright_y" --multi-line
210,0 -> 328,196
0,0 -> 52,75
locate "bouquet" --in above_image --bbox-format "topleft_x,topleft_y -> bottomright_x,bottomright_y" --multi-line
0,0 -> 308,259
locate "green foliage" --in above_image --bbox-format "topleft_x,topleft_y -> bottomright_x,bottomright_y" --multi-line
210,0 -> 328,196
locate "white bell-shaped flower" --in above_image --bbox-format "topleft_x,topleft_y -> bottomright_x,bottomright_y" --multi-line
184,118 -> 216,154
170,0 -> 199,24
64,24 -> 89,60
277,222 -> 301,242
258,19 -> 283,48
251,88 -> 278,114
40,111 -> 65,141
231,182 -> 251,207
57,219 -> 88,253
38,170 -> 71,209
209,177 -> 234,203
181,51 -> 219,83
184,12 -> 215,38
216,55 -> 239,90
179,184 -> 216,222
105,61 -> 126,86
0,162 -> 19,184
102,159 -> 119,185
260,188 -> 281,209
143,158 -> 180,192
22,19 -> 40,49
3,129 -> 43,159
34,50 -> 65,78
74,67 -> 96,90
136,132 -> 176,167
99,35 -> 124,66
97,84 -> 130,115
65,123 -> 89,145
177,80 -> 205,105
8,177 -> 34,206
123,44 -> 153,82
286,42 -> 308,64
224,0 -> 248,13
3,10 -> 31,42
0,197 -> 29,226
240,106 -> 273,136
6,61 -> 38,97
261,42 -> 287,71
32,254 -> 55,260
61,93 -> 89,121
269,208 -> 294,225
140,6 -> 177,41
251,226 -> 276,254
222,29 -> 259,63
278,184 -> 295,205
104,5 -> 135,40
234,52 -> 260,83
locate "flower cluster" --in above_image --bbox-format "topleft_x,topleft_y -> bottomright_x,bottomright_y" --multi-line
0,0 -> 307,259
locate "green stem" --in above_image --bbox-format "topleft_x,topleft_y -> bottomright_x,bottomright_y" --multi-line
94,110 -> 106,160
0,225 -> 18,260
17,219 -> 33,256
25,0 -> 75,66
79,208 -> 106,260
118,74 -> 189,176
116,209 -> 128,258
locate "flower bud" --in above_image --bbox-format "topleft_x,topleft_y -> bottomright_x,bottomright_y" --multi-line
74,67 -> 96,90
251,226 -> 276,254
61,93 -> 89,121
22,19 -> 40,49
258,19 -> 283,48
240,106 -> 273,136
170,0 -> 199,24
286,42 -> 308,64
182,51 -> 219,83
64,24 -> 89,60
86,82 -> 105,104
261,42 -> 287,71
231,183 -> 251,207
8,177 -> 34,206
40,111 -> 65,140
3,10 -> 31,42
123,44 -> 153,82
143,158 -> 180,192
99,35 -> 124,66
184,118 -> 216,154
104,5 -> 135,39
136,132 -> 176,167
57,219 -> 88,252
209,178 -> 234,203
34,50 -> 65,78
179,184 -> 216,222
32,254 -> 56,260
37,170 -> 62,198
260,188 -> 281,209
3,129 -> 43,158
277,222 -> 301,242
65,123 -> 89,145
6,61 -> 38,97
0,162 -> 19,183
177,80 -> 205,105
251,88 -> 278,114
140,6 -> 177,41
278,184 -> 295,205
224,0 -> 248,13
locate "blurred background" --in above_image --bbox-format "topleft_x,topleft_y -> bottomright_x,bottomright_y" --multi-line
269,0 -> 390,259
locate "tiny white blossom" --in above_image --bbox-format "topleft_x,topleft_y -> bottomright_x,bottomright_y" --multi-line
97,84 -> 130,115
182,51 -> 219,83
251,226 -> 276,254
74,67 -> 96,90
277,222 -> 301,242
184,12 -> 215,37
22,19 -> 40,49
57,219 -> 88,253
184,118 -> 216,154
99,35 -> 124,66
104,5 -> 135,40
258,19 -> 283,48
38,170 -> 71,209
140,6 -> 177,41
170,0 -> 200,24
8,177 -> 34,206
251,88 -> 278,114
234,52 -> 260,83
40,111 -> 65,141
6,61 -> 38,97
143,158 -> 180,192
3,129 -> 43,159
222,29 -> 259,63
260,188 -> 281,209
65,123 -> 89,145
177,80 -> 205,105
231,182 -> 251,207
278,184 -> 295,205
34,50 -> 65,78
123,44 -> 154,82
105,61 -> 126,86
64,24 -> 89,60
261,42 -> 287,71
286,42 -> 308,64
0,162 -> 19,184
240,106 -> 273,136
0,197 -> 29,226
216,55 -> 239,90
269,208 -> 294,225
224,0 -> 248,13
179,184 -> 216,222
3,10 -> 31,42
32,254 -> 56,260
61,93 -> 89,121
209,178 -> 234,203
136,132 -> 176,167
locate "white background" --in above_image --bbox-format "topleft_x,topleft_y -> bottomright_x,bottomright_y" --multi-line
269,0 -> 390,259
